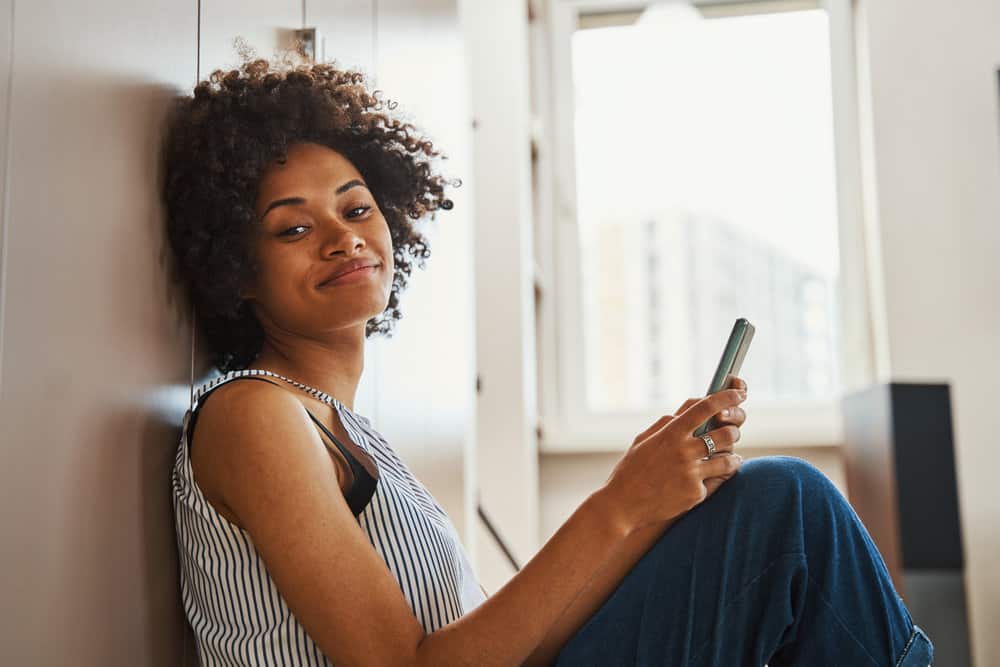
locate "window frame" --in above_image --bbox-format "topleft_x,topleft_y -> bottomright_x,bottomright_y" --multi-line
534,0 -> 876,453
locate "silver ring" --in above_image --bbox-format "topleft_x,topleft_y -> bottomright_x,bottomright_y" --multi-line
700,434 -> 716,460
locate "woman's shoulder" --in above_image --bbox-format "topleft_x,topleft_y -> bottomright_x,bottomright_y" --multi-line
191,373 -> 304,439
186,373 -> 314,480
186,374 -> 344,523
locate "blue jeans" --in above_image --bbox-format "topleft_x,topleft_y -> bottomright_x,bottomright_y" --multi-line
555,456 -> 934,666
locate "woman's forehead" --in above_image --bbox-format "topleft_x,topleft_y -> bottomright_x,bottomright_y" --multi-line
255,143 -> 363,208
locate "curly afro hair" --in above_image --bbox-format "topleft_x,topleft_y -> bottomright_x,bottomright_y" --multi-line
161,48 -> 458,373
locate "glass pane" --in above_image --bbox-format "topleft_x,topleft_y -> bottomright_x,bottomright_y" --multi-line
572,5 -> 841,413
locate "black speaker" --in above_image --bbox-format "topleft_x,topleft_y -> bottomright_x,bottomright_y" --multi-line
842,382 -> 971,666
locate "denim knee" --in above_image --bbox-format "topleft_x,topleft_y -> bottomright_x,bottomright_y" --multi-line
734,455 -> 837,498
721,455 -> 846,524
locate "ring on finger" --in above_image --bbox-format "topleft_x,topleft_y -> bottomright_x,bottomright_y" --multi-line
700,433 -> 716,460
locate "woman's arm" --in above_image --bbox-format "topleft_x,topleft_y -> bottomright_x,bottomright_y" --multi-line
519,517 -> 679,667
414,488 -> 632,666
521,391 -> 748,666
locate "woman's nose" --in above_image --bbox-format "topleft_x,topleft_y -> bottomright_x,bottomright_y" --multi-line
319,218 -> 365,256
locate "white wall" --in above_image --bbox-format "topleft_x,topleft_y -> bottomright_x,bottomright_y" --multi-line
855,1 -> 1000,664
0,0 -> 11,374
0,1 -> 197,662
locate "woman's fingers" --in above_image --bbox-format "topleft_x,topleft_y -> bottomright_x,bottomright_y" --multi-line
632,393 -> 733,446
675,389 -> 747,435
692,424 -> 741,458
727,375 -> 748,392
713,405 -> 746,427
690,376 -> 749,433
713,376 -> 748,426
693,374 -> 747,500
701,450 -> 744,500
700,450 -> 743,478
637,379 -> 748,449
675,398 -> 699,414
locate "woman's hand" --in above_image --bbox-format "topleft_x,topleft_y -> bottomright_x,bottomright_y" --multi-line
671,376 -> 748,499
600,377 -> 749,533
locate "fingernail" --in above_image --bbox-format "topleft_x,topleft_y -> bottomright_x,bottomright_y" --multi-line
721,408 -> 731,417
738,390 -> 747,399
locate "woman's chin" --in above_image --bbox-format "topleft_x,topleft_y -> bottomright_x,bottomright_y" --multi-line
317,304 -> 388,329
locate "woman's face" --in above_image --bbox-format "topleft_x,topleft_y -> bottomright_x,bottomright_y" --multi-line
244,142 -> 394,340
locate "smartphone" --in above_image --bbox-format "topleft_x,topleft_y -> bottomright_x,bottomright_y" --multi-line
692,318 -> 755,437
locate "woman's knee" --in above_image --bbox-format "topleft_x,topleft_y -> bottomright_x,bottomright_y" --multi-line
732,455 -> 839,502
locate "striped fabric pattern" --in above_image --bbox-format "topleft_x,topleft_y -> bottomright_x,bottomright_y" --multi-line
171,370 -> 487,666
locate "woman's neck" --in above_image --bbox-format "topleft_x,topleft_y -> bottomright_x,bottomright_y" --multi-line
249,335 -> 365,411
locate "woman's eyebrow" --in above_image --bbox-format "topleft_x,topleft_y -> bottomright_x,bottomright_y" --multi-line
260,179 -> 369,220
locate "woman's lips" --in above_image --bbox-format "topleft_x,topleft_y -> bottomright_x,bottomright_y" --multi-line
318,264 -> 379,287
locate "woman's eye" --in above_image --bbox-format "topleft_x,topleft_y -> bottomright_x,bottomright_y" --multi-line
278,207 -> 369,236
279,225 -> 309,237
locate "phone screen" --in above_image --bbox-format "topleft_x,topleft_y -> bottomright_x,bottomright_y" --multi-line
692,318 -> 755,437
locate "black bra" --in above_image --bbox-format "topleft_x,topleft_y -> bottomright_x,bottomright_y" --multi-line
185,376 -> 378,518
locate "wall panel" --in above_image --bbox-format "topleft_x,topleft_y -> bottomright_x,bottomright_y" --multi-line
0,0 -> 197,663
311,0 -> 375,74
199,0 -> 300,78
0,0 -> 12,377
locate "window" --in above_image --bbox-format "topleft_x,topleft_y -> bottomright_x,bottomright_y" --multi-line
535,0 -> 864,451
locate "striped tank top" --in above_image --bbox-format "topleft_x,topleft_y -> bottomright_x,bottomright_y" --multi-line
171,369 -> 487,666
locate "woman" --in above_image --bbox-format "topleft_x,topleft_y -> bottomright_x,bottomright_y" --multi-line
162,56 -> 934,666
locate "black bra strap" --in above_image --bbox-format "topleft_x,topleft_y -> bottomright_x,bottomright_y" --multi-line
303,409 -> 369,480
187,374 -> 378,517
301,409 -> 379,517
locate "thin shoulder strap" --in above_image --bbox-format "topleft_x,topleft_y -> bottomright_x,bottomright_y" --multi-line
185,374 -> 378,518
189,376 -> 357,463
303,410 -> 377,478
186,375 -> 283,445
301,410 -> 379,518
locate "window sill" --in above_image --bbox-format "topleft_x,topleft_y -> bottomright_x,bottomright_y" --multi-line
539,399 -> 844,454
